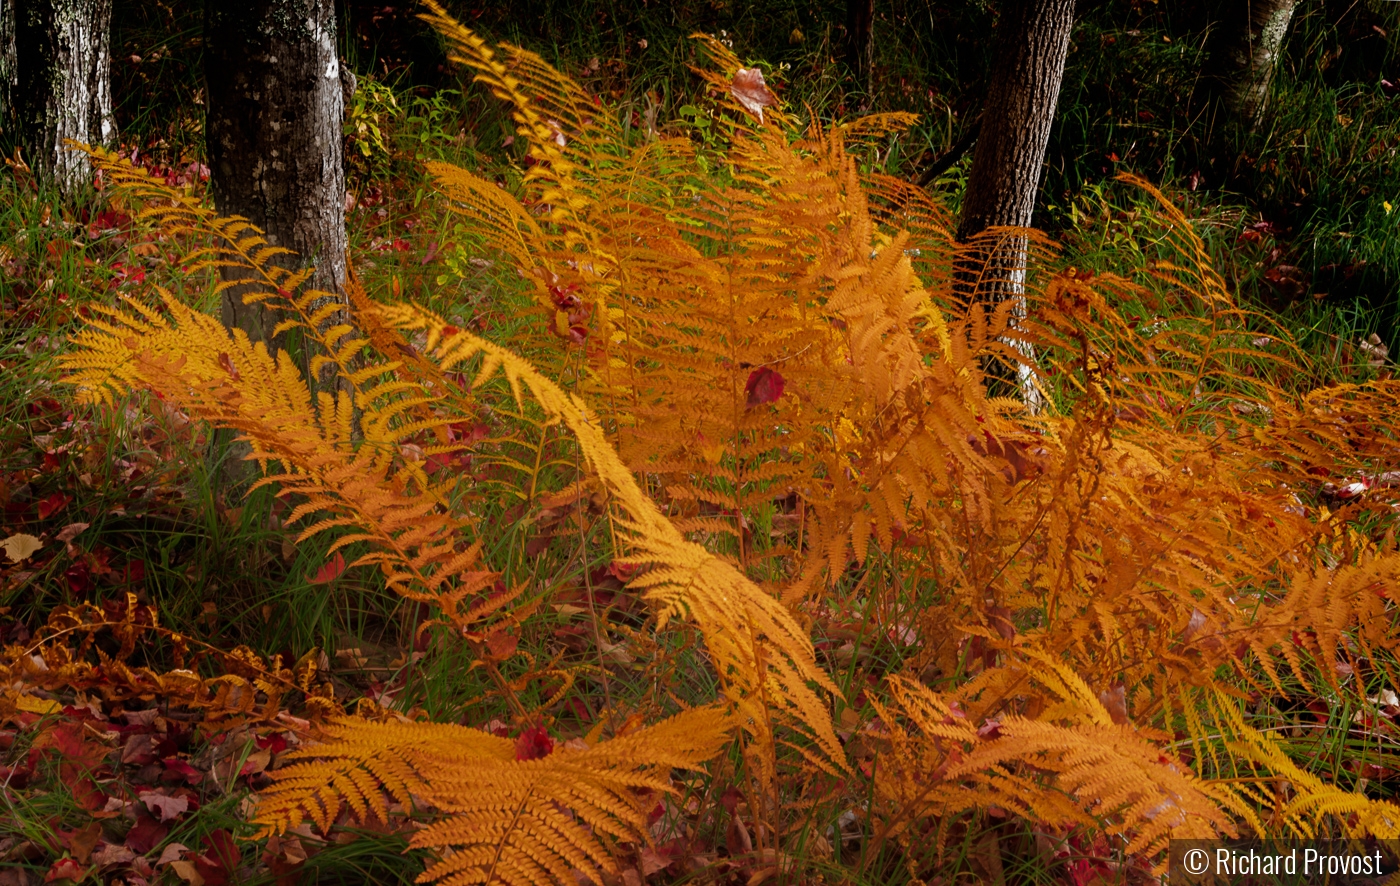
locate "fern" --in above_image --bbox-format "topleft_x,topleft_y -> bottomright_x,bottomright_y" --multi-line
61,141 -> 846,877
61,289 -> 505,630
874,665 -> 1247,870
375,305 -> 848,783
256,707 -> 729,886
46,8 -> 1400,879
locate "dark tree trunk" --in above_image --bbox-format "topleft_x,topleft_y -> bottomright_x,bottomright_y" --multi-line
1205,0 -> 1297,133
956,0 -> 1076,242
956,0 -> 1076,409
13,0 -> 115,192
0,0 -> 14,139
845,0 -> 875,99
203,0 -> 348,361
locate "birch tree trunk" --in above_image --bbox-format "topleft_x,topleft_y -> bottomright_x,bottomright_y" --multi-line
203,0 -> 348,361
955,0 -> 1077,409
13,0 -> 115,192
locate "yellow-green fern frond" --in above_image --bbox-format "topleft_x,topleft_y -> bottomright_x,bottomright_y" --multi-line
1220,695 -> 1400,840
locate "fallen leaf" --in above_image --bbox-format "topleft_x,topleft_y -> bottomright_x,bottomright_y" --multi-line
169,860 -> 204,886
309,551 -> 345,584
731,68 -> 777,122
42,859 -> 86,884
639,846 -> 673,875
205,830 -> 240,873
37,493 -> 71,520
160,757 -> 203,786
67,822 -> 102,864
484,628 -> 518,662
124,813 -> 169,854
515,725 -> 554,761
238,748 -> 272,777
91,843 -> 137,867
1098,684 -> 1130,725
263,834 -> 307,886
139,790 -> 190,822
14,694 -> 61,715
726,816 -> 754,857
1,533 -> 43,563
54,523 -> 89,544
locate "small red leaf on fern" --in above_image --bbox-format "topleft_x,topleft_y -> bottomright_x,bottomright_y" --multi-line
1098,684 -> 1130,725
745,367 -> 785,407
216,352 -> 239,381
309,552 -> 345,585
514,725 -> 554,760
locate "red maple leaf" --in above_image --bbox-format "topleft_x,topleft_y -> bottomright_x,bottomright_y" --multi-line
37,492 -> 71,520
744,367 -> 785,407
309,551 -> 346,584
515,725 -> 554,761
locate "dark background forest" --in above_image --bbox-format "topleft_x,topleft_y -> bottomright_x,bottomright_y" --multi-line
103,0 -> 1400,357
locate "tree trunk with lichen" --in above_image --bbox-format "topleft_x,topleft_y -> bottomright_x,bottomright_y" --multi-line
203,0 -> 348,358
0,0 -> 14,141
1206,0 -> 1297,133
12,0 -> 115,192
956,0 -> 1076,409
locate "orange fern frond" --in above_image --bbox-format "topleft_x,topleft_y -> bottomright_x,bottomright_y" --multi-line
257,707 -> 731,886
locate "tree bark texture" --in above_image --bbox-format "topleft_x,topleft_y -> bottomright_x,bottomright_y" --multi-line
204,0 -> 348,360
13,0 -> 115,192
1206,0 -> 1297,133
0,0 -> 15,139
845,0 -> 875,99
956,0 -> 1076,242
956,0 -> 1075,411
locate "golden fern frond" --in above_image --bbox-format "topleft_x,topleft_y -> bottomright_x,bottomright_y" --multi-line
417,0 -> 608,225
255,715 -> 516,835
422,160 -> 542,272
58,291 -> 502,629
372,303 -> 848,782
74,145 -> 359,385
412,708 -> 730,886
256,707 -> 730,886
878,669 -> 1245,868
